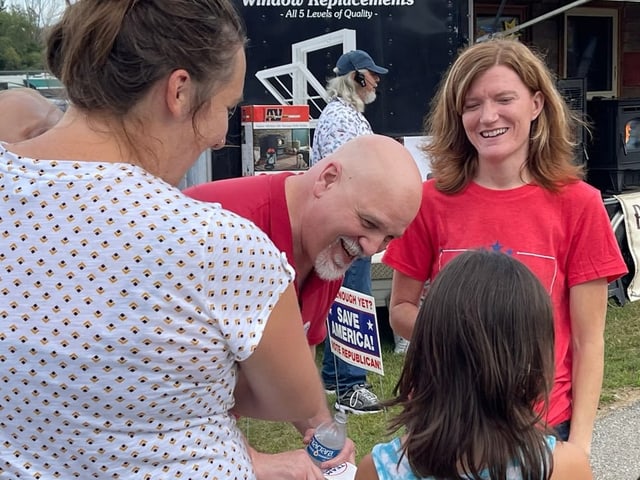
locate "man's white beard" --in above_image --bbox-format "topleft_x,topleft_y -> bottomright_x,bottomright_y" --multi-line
314,249 -> 351,280
363,90 -> 377,104
314,239 -> 360,280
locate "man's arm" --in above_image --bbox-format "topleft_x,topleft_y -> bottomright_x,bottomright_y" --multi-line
568,278 -> 608,455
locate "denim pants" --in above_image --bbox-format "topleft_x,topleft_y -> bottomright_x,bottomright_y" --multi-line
553,420 -> 571,441
321,257 -> 371,391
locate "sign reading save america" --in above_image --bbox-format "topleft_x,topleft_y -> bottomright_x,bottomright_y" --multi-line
326,287 -> 384,375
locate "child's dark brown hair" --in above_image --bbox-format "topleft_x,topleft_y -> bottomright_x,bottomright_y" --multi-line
387,249 -> 555,479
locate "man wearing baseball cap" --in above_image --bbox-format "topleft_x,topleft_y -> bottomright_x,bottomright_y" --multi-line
311,49 -> 389,415
310,50 -> 388,166
334,49 -> 389,77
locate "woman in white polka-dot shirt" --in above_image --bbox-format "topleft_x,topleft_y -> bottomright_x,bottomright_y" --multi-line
0,1 -> 326,479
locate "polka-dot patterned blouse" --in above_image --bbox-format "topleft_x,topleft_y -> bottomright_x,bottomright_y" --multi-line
0,144 -> 294,479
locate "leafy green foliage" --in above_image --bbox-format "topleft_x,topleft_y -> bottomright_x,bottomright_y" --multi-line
0,3 -> 45,70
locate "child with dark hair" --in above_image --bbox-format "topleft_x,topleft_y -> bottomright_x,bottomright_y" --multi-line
356,250 -> 592,480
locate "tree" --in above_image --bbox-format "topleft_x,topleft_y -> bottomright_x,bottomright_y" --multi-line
0,0 -> 66,71
0,2 -> 50,70
18,0 -> 64,28
0,43 -> 21,70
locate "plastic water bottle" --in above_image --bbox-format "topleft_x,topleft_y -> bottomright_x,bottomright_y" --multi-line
306,411 -> 347,465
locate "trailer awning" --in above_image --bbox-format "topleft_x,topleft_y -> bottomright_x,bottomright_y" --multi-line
475,0 -> 639,42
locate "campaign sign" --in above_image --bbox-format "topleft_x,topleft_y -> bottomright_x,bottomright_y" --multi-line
326,287 -> 383,375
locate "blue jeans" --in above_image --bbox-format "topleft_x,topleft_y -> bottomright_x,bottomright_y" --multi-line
553,420 -> 571,441
321,257 -> 371,392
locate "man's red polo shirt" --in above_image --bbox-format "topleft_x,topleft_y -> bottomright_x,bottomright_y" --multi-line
184,173 -> 341,345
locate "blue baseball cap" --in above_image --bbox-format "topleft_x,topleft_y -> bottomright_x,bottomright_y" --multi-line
335,50 -> 388,76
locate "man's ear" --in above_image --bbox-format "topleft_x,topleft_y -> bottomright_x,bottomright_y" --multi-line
165,69 -> 192,119
312,161 -> 341,198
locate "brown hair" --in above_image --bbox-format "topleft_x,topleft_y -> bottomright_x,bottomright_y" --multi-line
45,0 -> 245,160
386,250 -> 555,479
424,38 -> 584,193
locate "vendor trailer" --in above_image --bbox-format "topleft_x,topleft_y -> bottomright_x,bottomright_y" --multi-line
203,0 -> 640,305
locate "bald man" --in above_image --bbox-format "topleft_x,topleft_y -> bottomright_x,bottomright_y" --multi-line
184,134 -> 423,480
0,88 -> 64,143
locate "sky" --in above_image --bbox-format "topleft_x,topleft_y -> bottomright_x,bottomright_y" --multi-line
5,0 -> 66,10
6,0 -> 65,5
5,0 -> 66,25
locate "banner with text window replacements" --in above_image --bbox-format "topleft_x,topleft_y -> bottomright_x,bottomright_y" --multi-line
326,287 -> 383,375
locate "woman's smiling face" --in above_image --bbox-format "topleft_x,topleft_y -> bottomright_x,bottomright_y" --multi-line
461,65 -> 543,168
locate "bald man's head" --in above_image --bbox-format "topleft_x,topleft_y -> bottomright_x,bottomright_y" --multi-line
299,134 -> 423,280
331,134 -> 423,239
334,135 -> 422,194
0,88 -> 63,143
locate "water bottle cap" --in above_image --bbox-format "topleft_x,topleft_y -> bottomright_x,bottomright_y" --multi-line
334,411 -> 348,424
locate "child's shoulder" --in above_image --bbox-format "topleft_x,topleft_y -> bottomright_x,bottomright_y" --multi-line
550,441 -> 593,480
369,438 -> 405,479
356,437 -> 418,480
354,453 -> 378,480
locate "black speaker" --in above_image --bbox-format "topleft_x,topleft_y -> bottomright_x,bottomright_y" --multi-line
354,71 -> 366,87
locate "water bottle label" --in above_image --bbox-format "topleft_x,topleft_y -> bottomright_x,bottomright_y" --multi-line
306,435 -> 340,463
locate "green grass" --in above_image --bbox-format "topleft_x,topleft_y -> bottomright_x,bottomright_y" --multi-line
240,302 -> 640,463
601,299 -> 640,402
238,340 -> 405,461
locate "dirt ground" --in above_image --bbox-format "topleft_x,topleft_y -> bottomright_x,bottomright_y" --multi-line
597,387 -> 640,417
